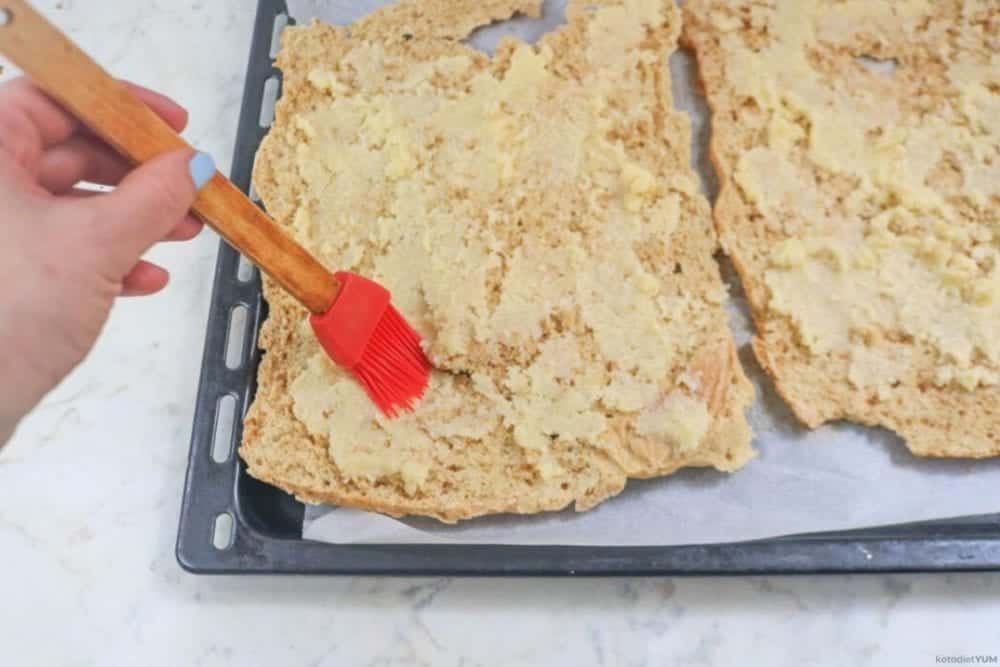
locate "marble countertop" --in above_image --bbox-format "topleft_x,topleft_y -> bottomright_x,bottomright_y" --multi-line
2,2 -> 999,664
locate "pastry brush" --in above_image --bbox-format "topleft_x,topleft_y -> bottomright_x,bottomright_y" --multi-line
0,0 -> 431,416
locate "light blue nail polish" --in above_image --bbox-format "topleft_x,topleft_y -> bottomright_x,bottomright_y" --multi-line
188,151 -> 216,190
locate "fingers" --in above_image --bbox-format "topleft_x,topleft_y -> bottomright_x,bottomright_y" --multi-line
165,215 -> 205,242
0,78 -> 78,151
124,82 -> 189,132
66,187 -> 206,242
0,76 -> 189,175
120,260 -> 170,297
33,82 -> 190,194
84,149 -> 214,274
0,77 -> 189,149
37,135 -> 130,194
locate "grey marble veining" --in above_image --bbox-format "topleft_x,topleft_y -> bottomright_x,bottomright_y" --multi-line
1,2 -> 998,665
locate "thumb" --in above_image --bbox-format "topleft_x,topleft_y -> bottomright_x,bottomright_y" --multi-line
91,149 -> 214,273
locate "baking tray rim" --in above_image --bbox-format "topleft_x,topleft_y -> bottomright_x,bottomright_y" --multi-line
175,0 -> 1000,575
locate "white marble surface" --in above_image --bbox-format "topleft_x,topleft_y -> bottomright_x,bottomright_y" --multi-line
2,2 -> 1000,665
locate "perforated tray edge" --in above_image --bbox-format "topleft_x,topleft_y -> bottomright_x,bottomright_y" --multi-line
175,0 -> 1000,575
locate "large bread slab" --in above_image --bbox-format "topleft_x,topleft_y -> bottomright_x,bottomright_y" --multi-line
241,0 -> 755,521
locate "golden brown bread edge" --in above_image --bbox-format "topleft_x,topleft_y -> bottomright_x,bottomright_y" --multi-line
242,334 -> 750,522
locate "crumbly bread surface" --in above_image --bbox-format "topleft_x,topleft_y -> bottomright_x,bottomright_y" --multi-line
241,0 -> 754,522
683,0 -> 1000,457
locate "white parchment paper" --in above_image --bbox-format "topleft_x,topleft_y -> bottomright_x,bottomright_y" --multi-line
285,0 -> 1000,546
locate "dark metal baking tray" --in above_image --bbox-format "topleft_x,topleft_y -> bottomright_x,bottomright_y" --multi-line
176,0 -> 1000,575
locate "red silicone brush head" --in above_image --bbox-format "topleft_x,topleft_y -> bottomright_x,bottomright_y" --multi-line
310,272 -> 431,417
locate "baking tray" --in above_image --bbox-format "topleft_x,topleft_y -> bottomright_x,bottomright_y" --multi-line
176,0 -> 1000,575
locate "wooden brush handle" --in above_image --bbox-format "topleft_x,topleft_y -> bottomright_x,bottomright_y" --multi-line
0,0 -> 339,314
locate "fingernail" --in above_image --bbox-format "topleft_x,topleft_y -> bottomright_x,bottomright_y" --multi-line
188,151 -> 216,190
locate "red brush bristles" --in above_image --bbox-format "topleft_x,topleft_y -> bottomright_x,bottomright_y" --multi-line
351,305 -> 432,417
309,272 -> 431,417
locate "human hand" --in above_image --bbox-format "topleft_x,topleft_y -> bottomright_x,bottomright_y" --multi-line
0,77 -> 215,444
